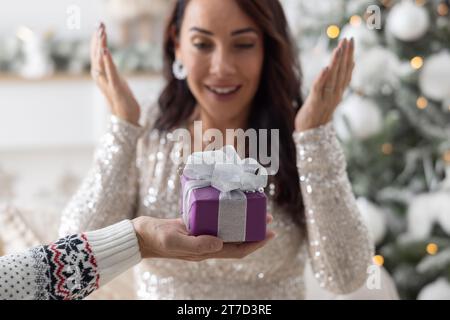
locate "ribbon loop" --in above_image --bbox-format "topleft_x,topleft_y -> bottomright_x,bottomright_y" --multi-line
182,145 -> 268,193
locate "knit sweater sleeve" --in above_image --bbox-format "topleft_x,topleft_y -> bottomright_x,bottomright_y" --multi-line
0,220 -> 141,300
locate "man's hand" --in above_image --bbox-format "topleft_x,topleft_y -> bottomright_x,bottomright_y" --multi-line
132,214 -> 275,261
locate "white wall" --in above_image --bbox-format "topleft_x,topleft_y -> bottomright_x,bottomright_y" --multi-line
0,75 -> 164,151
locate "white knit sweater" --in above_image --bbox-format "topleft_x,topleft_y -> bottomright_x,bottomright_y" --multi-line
0,220 -> 141,300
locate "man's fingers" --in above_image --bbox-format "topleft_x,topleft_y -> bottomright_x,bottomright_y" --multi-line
167,233 -> 224,256
200,229 -> 276,260
266,213 -> 274,224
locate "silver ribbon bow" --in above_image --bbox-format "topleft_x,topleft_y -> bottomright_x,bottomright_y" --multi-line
182,145 -> 268,242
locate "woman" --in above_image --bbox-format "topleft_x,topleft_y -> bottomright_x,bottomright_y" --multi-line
1,216 -> 273,300
60,0 -> 374,299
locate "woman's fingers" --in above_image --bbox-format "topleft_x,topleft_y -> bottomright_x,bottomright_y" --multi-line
344,38 -> 355,87
336,39 -> 353,94
97,25 -> 107,74
94,25 -> 106,73
326,41 -> 344,93
102,47 -> 122,93
91,25 -> 107,81
310,66 -> 329,100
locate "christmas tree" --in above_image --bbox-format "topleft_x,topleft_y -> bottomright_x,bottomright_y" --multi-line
282,0 -> 450,299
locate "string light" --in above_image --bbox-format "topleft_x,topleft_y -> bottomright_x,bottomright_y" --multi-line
373,255 -> 385,266
415,0 -> 427,6
416,96 -> 428,109
326,25 -> 340,39
438,3 -> 449,16
426,243 -> 438,255
411,56 -> 424,69
443,150 -> 450,163
381,0 -> 393,8
382,143 -> 393,155
350,15 -> 362,27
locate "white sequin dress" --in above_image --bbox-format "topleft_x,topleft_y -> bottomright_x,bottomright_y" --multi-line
59,105 -> 374,299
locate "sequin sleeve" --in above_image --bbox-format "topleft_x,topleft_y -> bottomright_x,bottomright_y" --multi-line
293,121 -> 374,294
59,116 -> 144,236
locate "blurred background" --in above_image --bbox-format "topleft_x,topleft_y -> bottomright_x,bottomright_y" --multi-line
0,0 -> 449,300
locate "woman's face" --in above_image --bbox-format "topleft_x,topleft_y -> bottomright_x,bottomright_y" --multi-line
175,0 -> 264,124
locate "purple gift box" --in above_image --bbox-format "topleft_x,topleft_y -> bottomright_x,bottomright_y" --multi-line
180,174 -> 267,242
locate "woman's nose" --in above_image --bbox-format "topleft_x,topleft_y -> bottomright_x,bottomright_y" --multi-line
209,48 -> 236,77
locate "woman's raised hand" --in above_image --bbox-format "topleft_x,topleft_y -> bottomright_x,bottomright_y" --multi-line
91,23 -> 141,126
295,38 -> 355,132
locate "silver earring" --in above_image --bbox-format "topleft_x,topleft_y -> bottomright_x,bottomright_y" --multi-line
172,60 -> 187,80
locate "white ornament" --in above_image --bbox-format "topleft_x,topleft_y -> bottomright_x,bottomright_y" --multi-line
417,278 -> 450,300
419,51 -> 450,101
334,94 -> 383,141
356,198 -> 387,245
386,0 -> 430,42
339,23 -> 378,59
351,46 -> 401,96
407,167 -> 450,239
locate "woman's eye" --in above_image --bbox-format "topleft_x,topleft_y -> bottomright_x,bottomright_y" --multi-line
193,42 -> 212,50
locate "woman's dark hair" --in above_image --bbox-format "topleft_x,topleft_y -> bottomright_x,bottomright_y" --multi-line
155,0 -> 305,226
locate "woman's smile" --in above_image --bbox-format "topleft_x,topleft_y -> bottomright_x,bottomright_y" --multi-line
204,84 -> 243,102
